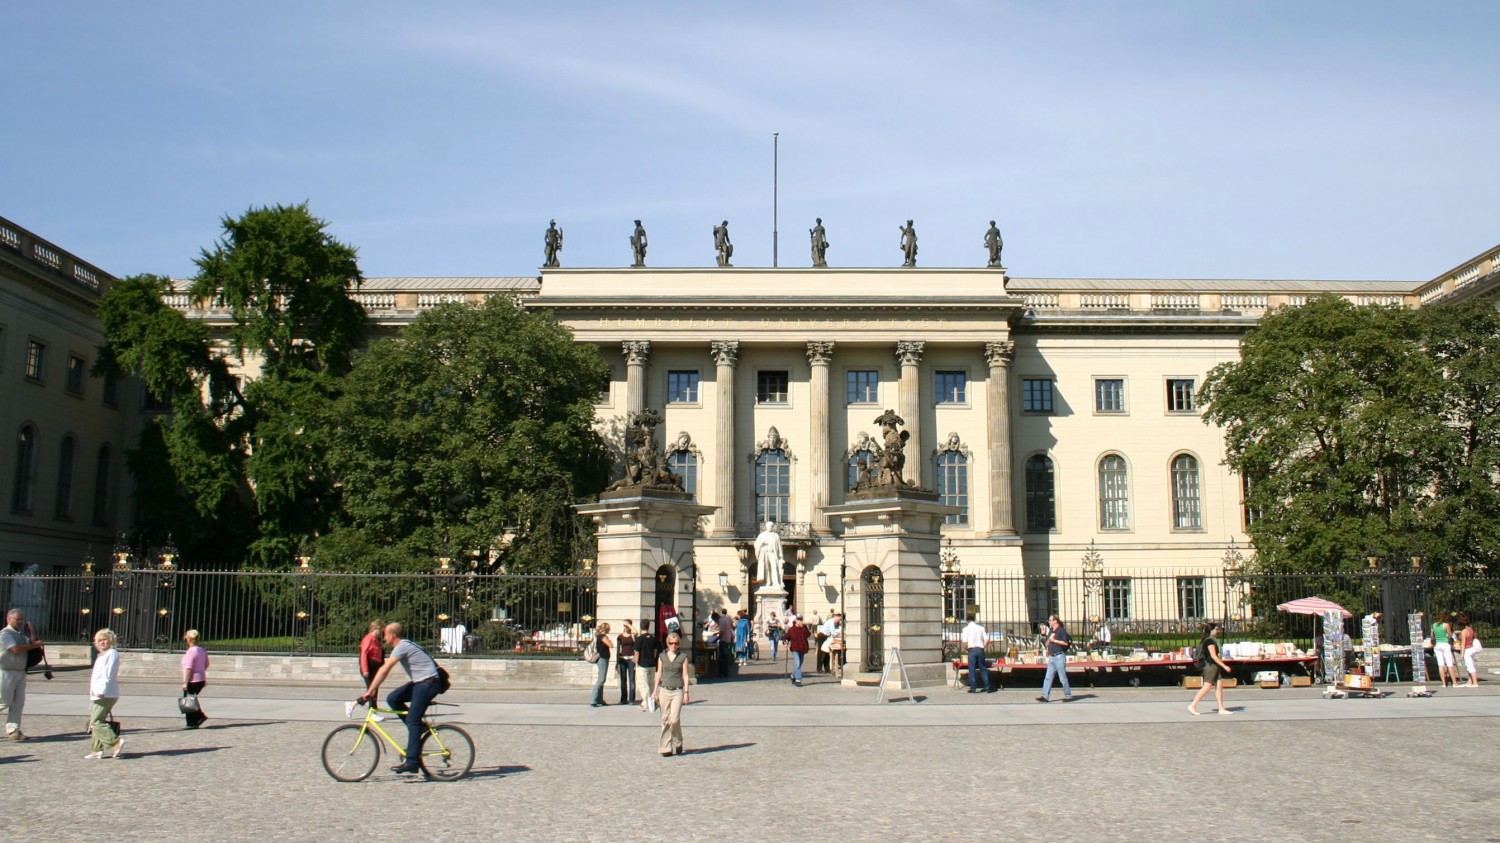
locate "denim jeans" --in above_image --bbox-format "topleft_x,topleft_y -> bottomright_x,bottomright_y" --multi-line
791,650 -> 804,682
387,678 -> 441,767
717,641 -> 733,677
590,657 -> 609,705
967,647 -> 991,691
770,635 -> 780,660
617,659 -> 636,703
1041,653 -> 1071,699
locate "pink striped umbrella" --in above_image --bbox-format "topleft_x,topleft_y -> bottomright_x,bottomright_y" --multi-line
1276,597 -> 1353,618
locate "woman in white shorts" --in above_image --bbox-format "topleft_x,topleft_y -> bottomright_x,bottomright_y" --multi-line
1432,612 -> 1457,687
1457,613 -> 1481,687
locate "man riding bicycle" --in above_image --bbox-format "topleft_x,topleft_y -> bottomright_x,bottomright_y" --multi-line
361,623 -> 440,775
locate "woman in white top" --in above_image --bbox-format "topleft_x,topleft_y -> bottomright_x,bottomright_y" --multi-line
85,628 -> 124,759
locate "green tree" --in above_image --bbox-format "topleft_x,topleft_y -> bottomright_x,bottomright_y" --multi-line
95,204 -> 365,566
322,296 -> 611,573
1200,295 -> 1449,572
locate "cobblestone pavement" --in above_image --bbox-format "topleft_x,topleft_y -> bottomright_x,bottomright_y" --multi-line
12,667 -> 1500,842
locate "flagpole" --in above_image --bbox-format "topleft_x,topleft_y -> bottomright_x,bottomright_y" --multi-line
773,132 -> 779,268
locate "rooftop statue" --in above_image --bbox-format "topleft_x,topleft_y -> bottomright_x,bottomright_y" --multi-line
606,409 -> 683,493
899,220 -> 918,267
630,220 -> 648,267
713,220 -> 733,267
809,218 -> 829,267
543,219 -> 563,268
873,409 -> 912,488
984,220 -> 1003,268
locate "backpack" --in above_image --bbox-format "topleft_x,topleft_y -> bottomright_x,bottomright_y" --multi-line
583,638 -> 601,664
1193,639 -> 1210,671
435,662 -> 452,694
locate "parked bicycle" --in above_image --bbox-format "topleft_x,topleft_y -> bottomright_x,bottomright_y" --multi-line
321,699 -> 475,782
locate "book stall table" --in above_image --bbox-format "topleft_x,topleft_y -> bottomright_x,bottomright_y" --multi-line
952,653 -> 1318,690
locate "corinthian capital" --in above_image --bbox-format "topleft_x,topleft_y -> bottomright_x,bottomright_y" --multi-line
895,340 -> 925,366
984,340 -> 1015,368
622,340 -> 652,365
805,341 -> 835,365
709,340 -> 740,367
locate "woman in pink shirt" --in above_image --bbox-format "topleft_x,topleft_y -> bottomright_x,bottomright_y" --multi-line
180,629 -> 209,728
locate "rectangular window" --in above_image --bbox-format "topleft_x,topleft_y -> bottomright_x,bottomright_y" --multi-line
1167,378 -> 1196,413
103,375 -> 119,408
66,355 -> 87,397
1104,578 -> 1133,621
666,370 -> 700,404
24,340 -> 46,381
1021,378 -> 1054,413
846,370 -> 879,405
1094,378 -> 1125,413
1177,577 -> 1206,621
143,386 -> 173,413
595,372 -> 612,405
756,370 -> 789,404
1027,577 -> 1059,628
935,453 -> 969,525
934,370 -> 967,404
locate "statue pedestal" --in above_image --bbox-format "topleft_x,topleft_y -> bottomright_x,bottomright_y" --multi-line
823,491 -> 959,689
576,491 -> 716,646
753,586 -> 788,642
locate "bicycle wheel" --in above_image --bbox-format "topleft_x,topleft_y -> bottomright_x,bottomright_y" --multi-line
321,723 -> 381,782
419,723 -> 474,781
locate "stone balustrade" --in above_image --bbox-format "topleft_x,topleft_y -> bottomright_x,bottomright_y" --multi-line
0,214 -> 113,295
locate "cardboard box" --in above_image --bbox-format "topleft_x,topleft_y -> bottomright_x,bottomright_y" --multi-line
1221,678 -> 1239,688
1182,676 -> 1203,689
1257,680 -> 1280,689
1290,676 -> 1312,687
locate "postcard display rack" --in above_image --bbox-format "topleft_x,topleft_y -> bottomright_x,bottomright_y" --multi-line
1361,614 -> 1381,677
1321,609 -> 1345,685
1408,612 -> 1431,696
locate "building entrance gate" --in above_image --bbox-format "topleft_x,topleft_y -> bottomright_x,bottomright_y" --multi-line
862,566 -> 884,671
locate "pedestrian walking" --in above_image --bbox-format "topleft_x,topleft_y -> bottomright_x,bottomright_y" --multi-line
589,623 -> 612,707
1036,614 -> 1074,703
961,614 -> 992,693
1457,613 -> 1482,687
766,612 -> 783,661
735,610 -> 751,666
1189,622 -> 1234,716
617,621 -> 638,704
85,628 -> 125,759
359,619 -> 384,687
179,629 -> 209,728
716,610 -> 734,677
785,614 -> 811,686
636,620 -> 660,712
0,608 -> 44,741
1432,612 -> 1458,688
652,631 -> 692,757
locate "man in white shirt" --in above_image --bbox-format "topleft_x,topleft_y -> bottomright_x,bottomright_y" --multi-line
961,614 -> 993,693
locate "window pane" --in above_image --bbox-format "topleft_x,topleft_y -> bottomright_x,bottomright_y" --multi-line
935,451 -> 968,525
1022,379 -> 1054,413
1104,578 -> 1133,621
92,446 -> 112,527
66,355 -> 86,396
24,341 -> 45,380
667,370 -> 700,404
934,371 -> 967,404
1024,455 -> 1056,532
848,450 -> 877,491
1177,577 -> 1206,620
1095,378 -> 1124,413
668,450 -> 698,500
757,371 -> 789,404
846,370 -> 879,404
1172,454 -> 1201,529
12,426 -> 37,513
755,449 -> 790,523
1167,378 -> 1196,412
1028,578 -> 1059,627
1099,455 -> 1129,529
55,436 -> 75,519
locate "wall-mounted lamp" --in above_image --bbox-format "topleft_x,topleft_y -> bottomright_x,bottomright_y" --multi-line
718,572 -> 730,589
816,572 -> 828,589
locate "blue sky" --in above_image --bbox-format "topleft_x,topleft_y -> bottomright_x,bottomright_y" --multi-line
6,2 -> 1498,281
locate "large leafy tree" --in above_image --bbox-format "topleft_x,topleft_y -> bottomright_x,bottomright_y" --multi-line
96,204 -> 365,566
321,296 -> 611,573
1201,295 -> 1500,573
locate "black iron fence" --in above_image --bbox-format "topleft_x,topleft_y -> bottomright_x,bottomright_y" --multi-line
0,570 -> 597,658
941,570 -> 1500,658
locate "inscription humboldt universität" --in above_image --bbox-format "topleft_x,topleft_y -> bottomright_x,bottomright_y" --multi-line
587,316 -> 953,330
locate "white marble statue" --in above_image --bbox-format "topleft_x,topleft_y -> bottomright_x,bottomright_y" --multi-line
753,521 -> 785,591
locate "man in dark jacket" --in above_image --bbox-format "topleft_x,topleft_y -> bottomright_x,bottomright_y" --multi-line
785,615 -> 811,687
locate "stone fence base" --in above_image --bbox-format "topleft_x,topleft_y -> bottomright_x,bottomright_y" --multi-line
47,645 -> 609,688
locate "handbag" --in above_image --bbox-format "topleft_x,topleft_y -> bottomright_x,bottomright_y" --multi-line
178,693 -> 201,714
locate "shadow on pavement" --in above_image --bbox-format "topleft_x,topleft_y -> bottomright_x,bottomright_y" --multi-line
467,765 -> 532,779
681,742 -> 754,756
125,746 -> 227,758
200,721 -> 287,731
0,756 -> 39,764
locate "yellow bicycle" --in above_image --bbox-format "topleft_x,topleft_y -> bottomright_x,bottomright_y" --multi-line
321,700 -> 475,782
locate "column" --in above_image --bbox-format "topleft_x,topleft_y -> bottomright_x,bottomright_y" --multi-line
622,340 -> 651,418
895,340 -> 925,488
709,340 -> 740,537
985,340 -> 1017,536
806,341 -> 835,534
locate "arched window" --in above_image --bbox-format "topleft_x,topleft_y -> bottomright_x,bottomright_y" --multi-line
1172,454 -> 1202,530
1098,454 -> 1129,530
755,449 -> 790,524
11,425 -> 37,514
1024,454 -> 1056,532
668,449 -> 698,500
935,450 -> 969,525
55,435 -> 76,519
92,445 -> 112,527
